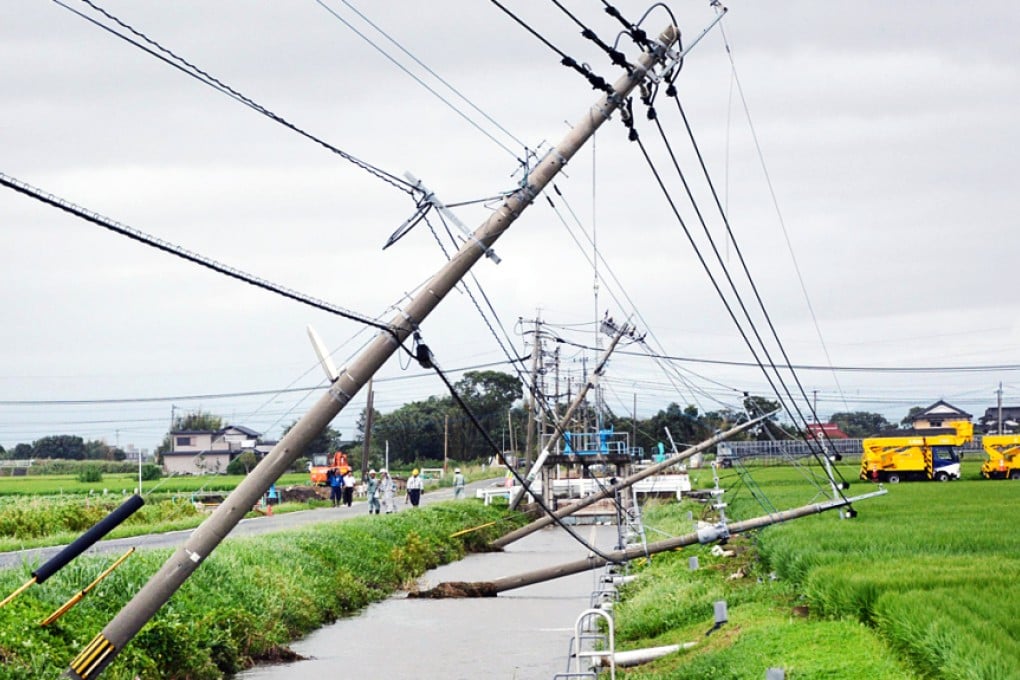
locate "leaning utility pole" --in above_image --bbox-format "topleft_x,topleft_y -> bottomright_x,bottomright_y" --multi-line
65,26 -> 681,680
508,323 -> 629,510
361,379 -> 375,479
418,489 -> 886,597
523,314 -> 542,468
492,413 -> 768,550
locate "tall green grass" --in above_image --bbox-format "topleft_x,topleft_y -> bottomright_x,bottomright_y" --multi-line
0,501 -> 523,679
612,465 -> 1020,678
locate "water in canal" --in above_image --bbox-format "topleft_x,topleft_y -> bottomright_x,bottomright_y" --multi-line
239,524 -> 620,680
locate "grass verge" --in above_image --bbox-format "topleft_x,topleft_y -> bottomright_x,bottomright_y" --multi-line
0,501 -> 524,679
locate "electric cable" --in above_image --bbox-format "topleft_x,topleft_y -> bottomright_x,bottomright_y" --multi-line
420,341 -> 623,563
627,131 -> 852,503
57,0 -> 416,196
642,110 -> 843,481
487,0 -> 613,94
546,0 -> 634,72
316,0 -> 524,160
715,18 -> 849,411
0,173 -> 396,338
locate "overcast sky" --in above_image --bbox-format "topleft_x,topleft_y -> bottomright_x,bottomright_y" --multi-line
2,1 -> 1018,454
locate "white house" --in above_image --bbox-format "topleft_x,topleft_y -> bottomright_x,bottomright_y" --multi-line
162,425 -> 261,475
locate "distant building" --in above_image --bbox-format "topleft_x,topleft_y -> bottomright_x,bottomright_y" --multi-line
163,425 -> 262,475
908,400 -> 972,430
978,406 -> 1020,434
806,423 -> 849,439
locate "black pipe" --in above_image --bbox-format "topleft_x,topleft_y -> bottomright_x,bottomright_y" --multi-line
32,494 -> 144,584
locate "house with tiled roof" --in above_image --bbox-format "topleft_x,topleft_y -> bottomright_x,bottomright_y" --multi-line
163,424 -> 262,475
908,400 -> 972,430
978,406 -> 1020,434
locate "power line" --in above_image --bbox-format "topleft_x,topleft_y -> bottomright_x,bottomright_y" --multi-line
0,358 -> 521,406
0,172 -> 393,333
318,0 -> 526,159
56,0 -> 415,195
546,336 -> 1020,374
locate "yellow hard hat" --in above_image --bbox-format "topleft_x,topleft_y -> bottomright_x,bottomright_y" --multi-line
412,468 -> 419,475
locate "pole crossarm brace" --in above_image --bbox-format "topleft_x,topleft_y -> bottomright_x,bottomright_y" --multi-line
404,172 -> 502,264
64,23 -> 681,680
491,410 -> 775,550
508,322 -> 630,510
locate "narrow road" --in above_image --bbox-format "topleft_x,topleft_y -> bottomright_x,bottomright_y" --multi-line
0,478 -> 501,571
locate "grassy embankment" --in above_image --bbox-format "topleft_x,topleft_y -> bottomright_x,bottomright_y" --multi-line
0,472 -> 320,553
0,464 -> 489,552
0,500 -> 523,679
610,460 -> 1020,679
0,472 -> 311,497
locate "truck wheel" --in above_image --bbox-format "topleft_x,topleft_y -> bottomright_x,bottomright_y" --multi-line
934,471 -> 950,482
1010,471 -> 1020,481
886,473 -> 900,484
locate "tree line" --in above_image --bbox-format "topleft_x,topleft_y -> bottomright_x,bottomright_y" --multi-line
0,435 -> 126,461
0,369 -> 927,467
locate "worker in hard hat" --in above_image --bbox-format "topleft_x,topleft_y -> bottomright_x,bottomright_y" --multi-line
453,467 -> 466,500
379,469 -> 396,514
405,468 -> 424,507
366,470 -> 381,515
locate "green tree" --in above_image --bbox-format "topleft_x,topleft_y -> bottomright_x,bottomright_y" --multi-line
645,403 -> 712,450
156,410 -> 225,456
741,395 -> 790,440
375,396 -> 450,464
32,434 -> 87,459
85,439 -> 126,461
226,451 -> 259,475
446,371 -> 523,461
830,411 -> 892,438
900,406 -> 925,427
13,443 -> 32,459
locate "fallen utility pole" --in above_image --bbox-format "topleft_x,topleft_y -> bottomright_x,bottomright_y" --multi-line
508,323 -> 629,510
65,25 -> 680,680
414,489 -> 887,597
491,412 -> 772,550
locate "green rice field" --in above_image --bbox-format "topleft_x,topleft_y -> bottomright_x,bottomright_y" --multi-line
612,461 -> 1020,679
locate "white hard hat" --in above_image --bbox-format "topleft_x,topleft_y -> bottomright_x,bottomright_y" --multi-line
369,469 -> 377,475
454,468 -> 461,473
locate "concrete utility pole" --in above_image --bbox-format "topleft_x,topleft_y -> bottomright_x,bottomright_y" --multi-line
997,381 -> 1003,435
361,379 -> 374,479
65,26 -> 680,680
510,326 -> 628,509
523,314 -> 542,468
419,489 -> 886,597
491,413 -> 769,550
508,323 -> 629,510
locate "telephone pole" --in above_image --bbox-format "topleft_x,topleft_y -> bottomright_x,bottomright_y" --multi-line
65,25 -> 680,679
361,379 -> 375,479
523,313 -> 542,468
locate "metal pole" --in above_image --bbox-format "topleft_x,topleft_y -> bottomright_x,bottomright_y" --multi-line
65,25 -> 679,679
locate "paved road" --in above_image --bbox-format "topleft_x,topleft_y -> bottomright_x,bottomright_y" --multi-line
0,478 -> 500,571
